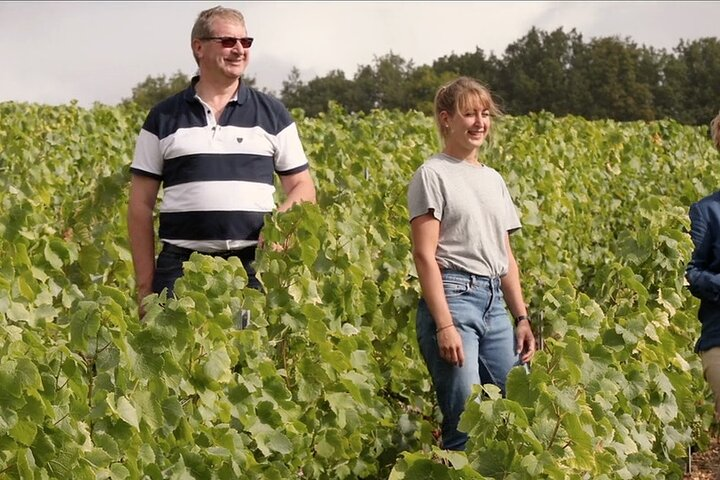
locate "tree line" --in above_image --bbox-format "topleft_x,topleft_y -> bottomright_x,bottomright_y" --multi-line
126,27 -> 720,126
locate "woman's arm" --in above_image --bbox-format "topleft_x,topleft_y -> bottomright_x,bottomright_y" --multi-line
411,213 -> 464,367
500,234 -> 535,364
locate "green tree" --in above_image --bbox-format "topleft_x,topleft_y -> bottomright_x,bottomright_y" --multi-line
497,27 -> 583,116
273,27 -> 720,123
432,47 -> 501,89
373,52 -> 414,110
122,70 -> 192,110
280,67 -> 305,111
636,46 -> 680,121
404,66 -> 458,115
351,52 -> 415,112
352,64 -> 379,112
674,37 -> 720,125
301,70 -> 356,117
569,36 -> 655,121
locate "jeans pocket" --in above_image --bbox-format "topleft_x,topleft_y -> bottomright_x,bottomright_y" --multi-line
443,278 -> 471,298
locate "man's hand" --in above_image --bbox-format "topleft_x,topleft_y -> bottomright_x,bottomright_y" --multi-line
137,288 -> 152,320
257,233 -> 285,252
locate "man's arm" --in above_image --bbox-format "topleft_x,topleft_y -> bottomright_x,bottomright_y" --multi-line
687,202 -> 720,302
278,169 -> 316,211
128,174 -> 161,308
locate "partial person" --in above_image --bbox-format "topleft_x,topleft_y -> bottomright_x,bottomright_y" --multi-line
128,6 -> 316,317
407,76 -> 535,451
686,111 -> 720,475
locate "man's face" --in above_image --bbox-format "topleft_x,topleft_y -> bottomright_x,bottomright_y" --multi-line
195,18 -> 250,80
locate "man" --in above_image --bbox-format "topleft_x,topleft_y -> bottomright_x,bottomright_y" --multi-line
128,6 -> 316,316
686,110 -> 720,480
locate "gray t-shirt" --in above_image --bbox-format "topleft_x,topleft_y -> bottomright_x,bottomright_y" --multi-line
408,153 -> 521,277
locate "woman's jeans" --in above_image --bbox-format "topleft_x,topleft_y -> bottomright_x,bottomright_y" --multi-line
152,242 -> 262,297
416,269 -> 521,451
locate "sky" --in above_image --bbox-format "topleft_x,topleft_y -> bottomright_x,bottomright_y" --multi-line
2,1 -> 719,107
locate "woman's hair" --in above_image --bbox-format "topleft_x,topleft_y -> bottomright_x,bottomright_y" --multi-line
433,76 -> 502,142
712,111 -> 720,151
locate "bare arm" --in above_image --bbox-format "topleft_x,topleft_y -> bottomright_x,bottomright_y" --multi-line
278,169 -> 316,211
411,213 -> 464,367
500,233 -> 535,363
128,174 -> 160,310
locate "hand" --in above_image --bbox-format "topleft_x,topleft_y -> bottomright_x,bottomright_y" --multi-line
515,320 -> 536,364
437,325 -> 464,367
257,233 -> 285,252
137,287 -> 151,321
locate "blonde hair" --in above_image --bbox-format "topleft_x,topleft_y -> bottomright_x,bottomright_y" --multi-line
191,6 -> 246,64
434,76 -> 502,142
712,111 -> 720,151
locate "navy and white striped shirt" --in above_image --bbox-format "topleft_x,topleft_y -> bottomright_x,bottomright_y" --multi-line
130,77 -> 309,252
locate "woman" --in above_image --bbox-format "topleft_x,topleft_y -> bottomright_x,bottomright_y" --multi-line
686,111 -> 720,464
407,77 -> 535,451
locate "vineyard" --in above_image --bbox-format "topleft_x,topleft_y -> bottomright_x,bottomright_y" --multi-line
0,100 -> 718,479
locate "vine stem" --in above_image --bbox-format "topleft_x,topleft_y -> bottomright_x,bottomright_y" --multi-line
54,352 -> 64,392
546,405 -> 564,450
0,464 -> 15,475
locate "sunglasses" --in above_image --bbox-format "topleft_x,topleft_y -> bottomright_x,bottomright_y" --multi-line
202,36 -> 254,48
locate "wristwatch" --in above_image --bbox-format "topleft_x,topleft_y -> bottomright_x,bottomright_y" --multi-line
515,314 -> 530,326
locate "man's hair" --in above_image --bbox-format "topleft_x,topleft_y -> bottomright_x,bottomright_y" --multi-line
712,111 -> 720,151
191,6 -> 245,63
191,6 -> 245,40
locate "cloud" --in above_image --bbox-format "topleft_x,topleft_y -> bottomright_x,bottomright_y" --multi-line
1,1 -> 718,107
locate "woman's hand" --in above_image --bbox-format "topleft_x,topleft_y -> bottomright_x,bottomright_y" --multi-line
438,325 -> 465,367
515,320 -> 536,364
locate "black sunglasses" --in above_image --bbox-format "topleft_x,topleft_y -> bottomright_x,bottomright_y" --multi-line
201,36 -> 254,48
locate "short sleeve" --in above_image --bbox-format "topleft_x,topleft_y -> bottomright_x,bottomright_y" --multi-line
129,126 -> 163,180
500,178 -> 522,233
274,121 -> 309,175
408,166 -> 444,222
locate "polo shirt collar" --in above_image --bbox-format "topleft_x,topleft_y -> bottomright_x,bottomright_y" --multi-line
183,75 -> 250,105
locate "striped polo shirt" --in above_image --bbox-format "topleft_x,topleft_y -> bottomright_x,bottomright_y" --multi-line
130,77 -> 309,252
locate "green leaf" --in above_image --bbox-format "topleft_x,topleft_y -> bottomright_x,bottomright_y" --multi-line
93,430 -> 120,458
110,463 -> 131,479
16,447 -> 37,480
16,358 -> 43,392
267,430 -> 293,454
43,240 -> 63,270
9,420 -> 37,446
204,348 -> 231,383
116,396 -> 139,429
161,396 -> 184,431
506,367 -> 533,406
520,452 -> 543,476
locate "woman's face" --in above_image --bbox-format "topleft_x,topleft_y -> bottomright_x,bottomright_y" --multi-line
442,99 -> 491,154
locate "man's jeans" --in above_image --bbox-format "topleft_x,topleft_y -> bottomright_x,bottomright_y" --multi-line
151,243 -> 261,327
416,269 -> 521,451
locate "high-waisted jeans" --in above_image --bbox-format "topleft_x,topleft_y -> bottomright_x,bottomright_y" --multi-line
416,269 -> 521,451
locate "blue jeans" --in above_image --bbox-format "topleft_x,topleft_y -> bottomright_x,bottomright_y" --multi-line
152,242 -> 262,297
416,269 -> 521,451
